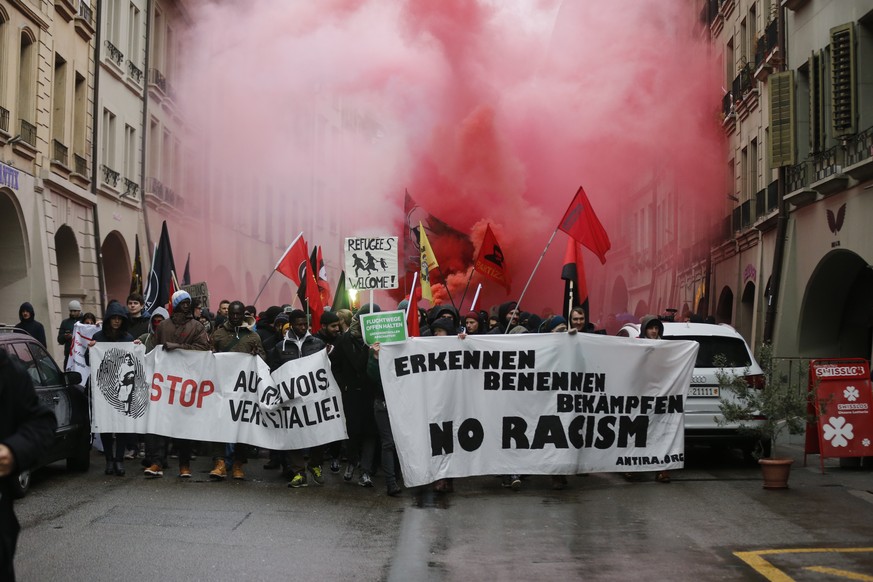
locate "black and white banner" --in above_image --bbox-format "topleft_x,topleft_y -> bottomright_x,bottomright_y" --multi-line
90,346 -> 347,449
379,334 -> 698,487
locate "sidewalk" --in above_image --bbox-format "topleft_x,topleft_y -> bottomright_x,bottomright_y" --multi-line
777,435 -> 873,493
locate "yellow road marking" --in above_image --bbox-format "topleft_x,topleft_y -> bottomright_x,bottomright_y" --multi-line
804,566 -> 873,581
734,548 -> 873,581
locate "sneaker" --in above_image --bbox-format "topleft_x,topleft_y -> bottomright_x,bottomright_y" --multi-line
387,483 -> 402,497
309,465 -> 324,485
123,449 -> 136,460
232,461 -> 245,480
509,474 -> 522,491
343,463 -> 355,482
179,464 -> 192,478
329,458 -> 340,474
209,459 -> 227,480
144,464 -> 163,477
358,472 -> 373,487
288,473 -> 308,488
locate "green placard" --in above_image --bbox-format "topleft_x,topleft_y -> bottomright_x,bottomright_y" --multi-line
360,310 -> 408,345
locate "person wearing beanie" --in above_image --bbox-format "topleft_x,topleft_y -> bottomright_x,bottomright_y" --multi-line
57,300 -> 83,368
430,318 -> 456,336
463,312 -> 483,335
542,315 -> 568,333
143,289 -> 209,479
15,302 -> 47,348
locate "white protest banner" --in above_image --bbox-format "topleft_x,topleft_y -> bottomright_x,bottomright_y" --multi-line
90,342 -> 150,434
68,322 -> 101,380
379,333 -> 698,487
90,346 -> 347,450
344,236 -> 398,289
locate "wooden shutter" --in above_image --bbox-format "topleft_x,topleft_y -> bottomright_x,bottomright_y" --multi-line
830,23 -> 856,136
769,71 -> 795,168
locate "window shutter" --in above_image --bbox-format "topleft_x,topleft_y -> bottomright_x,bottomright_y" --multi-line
808,52 -> 824,153
830,23 -> 856,136
769,71 -> 795,168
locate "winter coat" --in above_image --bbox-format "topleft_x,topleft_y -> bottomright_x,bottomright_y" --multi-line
92,301 -> 134,343
154,310 -> 210,351
212,315 -> 266,357
15,302 -> 47,347
137,307 -> 169,353
639,315 -> 664,339
267,330 -> 325,371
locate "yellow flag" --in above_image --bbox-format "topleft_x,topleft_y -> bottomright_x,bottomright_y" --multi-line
419,221 -> 439,303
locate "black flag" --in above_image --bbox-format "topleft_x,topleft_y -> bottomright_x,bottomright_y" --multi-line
143,221 -> 177,314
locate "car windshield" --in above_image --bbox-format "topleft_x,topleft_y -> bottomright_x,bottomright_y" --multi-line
663,335 -> 752,368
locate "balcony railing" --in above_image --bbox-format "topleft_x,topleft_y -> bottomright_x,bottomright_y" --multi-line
754,187 -> 767,218
105,40 -> 123,67
123,178 -> 139,199
52,139 -> 68,166
845,126 -> 873,167
128,61 -> 144,84
20,119 -> 36,147
101,164 -> 119,187
0,107 -> 8,133
148,68 -> 167,93
73,154 -> 87,176
787,160 -> 808,193
740,199 -> 751,229
754,19 -> 778,70
767,179 -> 778,212
77,0 -> 93,24
146,176 -> 164,196
732,64 -> 754,103
810,145 -> 842,182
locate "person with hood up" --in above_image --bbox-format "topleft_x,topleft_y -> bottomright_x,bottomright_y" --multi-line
268,309 -> 327,488
137,307 -> 169,353
331,304 -> 380,487
210,301 -> 265,480
488,301 -> 519,335
15,302 -> 46,348
89,300 -> 135,476
143,291 -> 210,479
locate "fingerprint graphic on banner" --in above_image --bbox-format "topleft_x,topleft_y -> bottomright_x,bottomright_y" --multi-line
96,347 -> 149,418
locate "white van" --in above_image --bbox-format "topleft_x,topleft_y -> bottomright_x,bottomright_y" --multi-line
618,321 -> 768,459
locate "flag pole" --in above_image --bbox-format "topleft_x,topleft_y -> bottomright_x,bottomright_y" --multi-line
405,271 -> 419,320
252,270 -> 278,307
458,268 -> 475,313
435,266 -> 458,311
470,283 -> 482,312
506,227 -> 559,332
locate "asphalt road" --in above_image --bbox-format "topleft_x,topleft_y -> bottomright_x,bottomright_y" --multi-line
12,443 -> 873,581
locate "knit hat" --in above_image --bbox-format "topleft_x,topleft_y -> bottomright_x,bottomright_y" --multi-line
430,318 -> 455,334
320,310 -> 340,325
171,290 -> 191,308
543,315 -> 567,332
68,300 -> 82,311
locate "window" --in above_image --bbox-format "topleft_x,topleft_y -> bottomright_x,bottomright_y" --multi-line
52,53 -> 67,146
808,51 -> 824,153
128,3 -> 141,65
18,30 -> 37,132
102,108 -> 117,169
73,72 -> 87,157
124,124 -> 136,178
27,343 -> 63,387
726,38 -> 735,92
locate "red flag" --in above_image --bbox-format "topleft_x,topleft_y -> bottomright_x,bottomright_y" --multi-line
406,278 -> 422,337
473,224 -> 511,293
275,233 -> 324,332
310,245 -> 333,308
561,238 -> 589,321
558,187 -> 611,264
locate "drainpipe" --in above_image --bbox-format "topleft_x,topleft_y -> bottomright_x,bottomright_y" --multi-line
762,5 -> 787,344
140,0 -> 154,252
90,0 -> 107,313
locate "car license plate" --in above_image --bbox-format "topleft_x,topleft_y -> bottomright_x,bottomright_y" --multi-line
689,386 -> 719,397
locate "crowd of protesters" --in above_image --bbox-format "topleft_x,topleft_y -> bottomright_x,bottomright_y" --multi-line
5,291 -> 682,498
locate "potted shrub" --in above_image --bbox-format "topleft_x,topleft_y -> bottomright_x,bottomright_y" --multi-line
716,342 -> 808,489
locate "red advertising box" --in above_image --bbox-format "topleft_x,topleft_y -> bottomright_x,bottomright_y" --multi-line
808,359 -> 873,471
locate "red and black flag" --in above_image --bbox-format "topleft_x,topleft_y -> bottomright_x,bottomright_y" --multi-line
473,224 -> 511,294
143,221 -> 177,314
275,233 -> 324,332
561,238 -> 589,321
130,234 -> 143,296
558,186 -> 611,264
310,245 -> 332,308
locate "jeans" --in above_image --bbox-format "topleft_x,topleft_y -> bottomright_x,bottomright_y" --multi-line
373,399 -> 397,486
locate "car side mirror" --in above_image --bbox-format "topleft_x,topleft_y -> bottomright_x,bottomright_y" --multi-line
64,371 -> 82,386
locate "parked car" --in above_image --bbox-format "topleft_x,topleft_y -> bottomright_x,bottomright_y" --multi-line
618,321 -> 769,460
0,326 -> 91,496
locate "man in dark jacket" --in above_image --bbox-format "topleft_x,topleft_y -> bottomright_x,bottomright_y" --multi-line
126,293 -> 151,339
15,302 -> 46,348
0,349 -> 57,581
143,291 -> 210,478
57,300 -> 82,369
488,301 -> 519,335
268,309 -> 327,488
